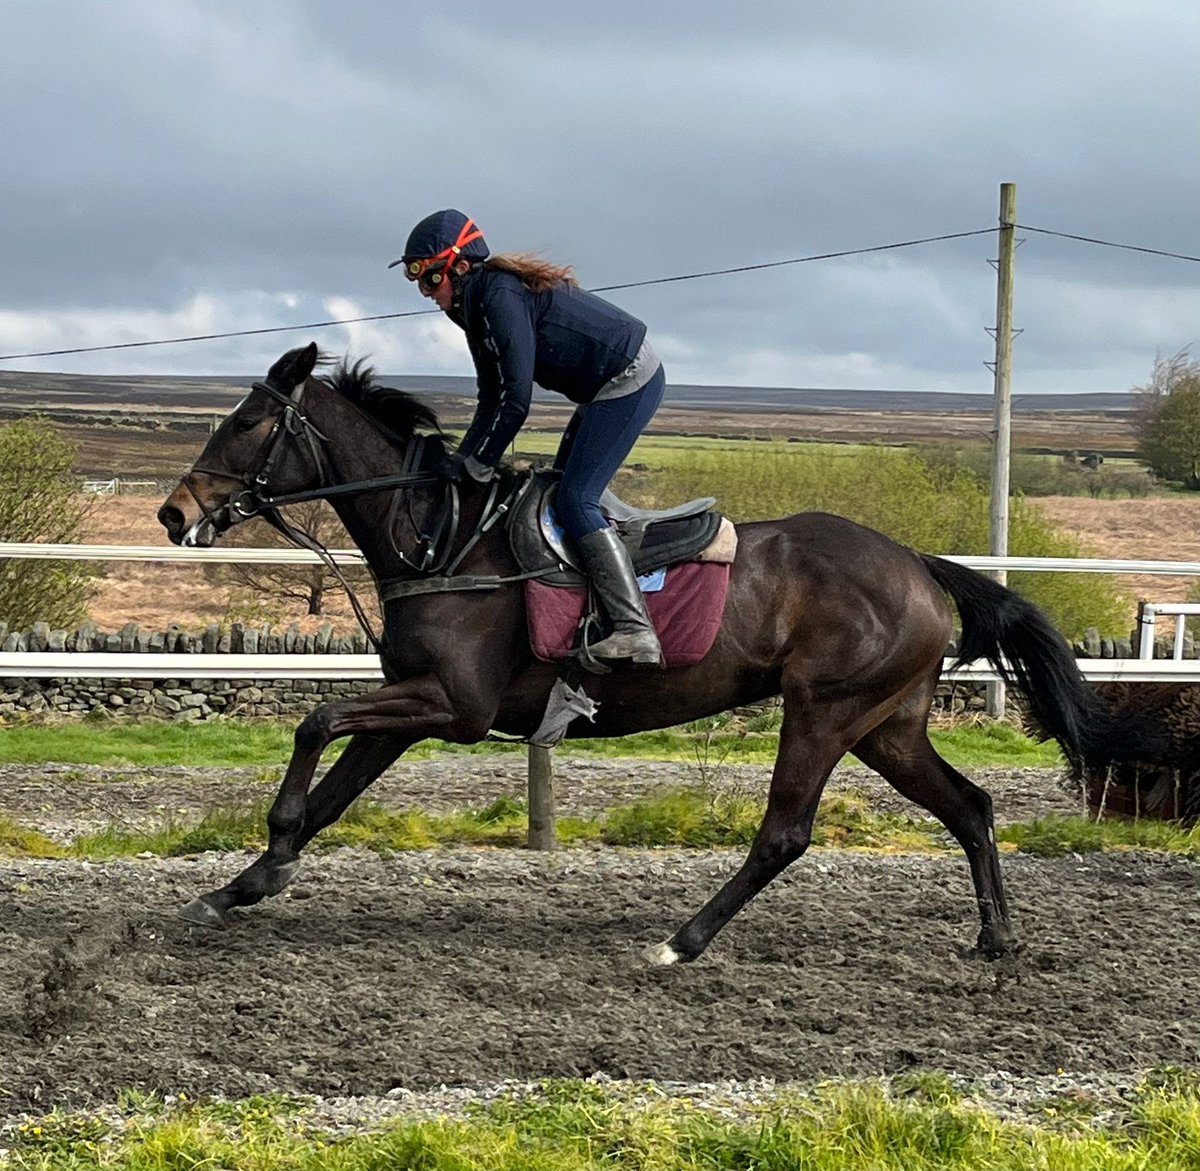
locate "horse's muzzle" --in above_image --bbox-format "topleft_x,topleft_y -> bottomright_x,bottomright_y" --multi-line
157,488 -> 227,548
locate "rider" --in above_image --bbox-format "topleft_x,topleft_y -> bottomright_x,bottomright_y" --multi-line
391,209 -> 665,668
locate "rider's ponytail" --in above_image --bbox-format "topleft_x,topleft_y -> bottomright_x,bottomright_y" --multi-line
484,253 -> 578,293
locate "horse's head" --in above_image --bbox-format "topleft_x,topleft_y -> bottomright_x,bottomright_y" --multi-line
158,342 -> 328,546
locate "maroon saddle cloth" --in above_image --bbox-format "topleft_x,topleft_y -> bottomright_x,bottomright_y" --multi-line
525,560 -> 732,667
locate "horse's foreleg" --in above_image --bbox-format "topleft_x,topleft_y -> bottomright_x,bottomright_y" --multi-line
292,732 -> 408,849
180,679 -> 458,925
646,709 -> 844,965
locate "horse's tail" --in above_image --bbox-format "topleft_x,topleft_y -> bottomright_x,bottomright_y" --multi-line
920,554 -> 1165,771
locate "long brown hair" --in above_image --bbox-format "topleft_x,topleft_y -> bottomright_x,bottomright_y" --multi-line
483,252 -> 578,293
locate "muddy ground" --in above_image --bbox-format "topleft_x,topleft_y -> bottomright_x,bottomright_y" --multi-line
1,759 -> 1199,1115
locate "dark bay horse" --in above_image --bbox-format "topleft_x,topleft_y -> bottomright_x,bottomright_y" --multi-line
158,343 -> 1145,963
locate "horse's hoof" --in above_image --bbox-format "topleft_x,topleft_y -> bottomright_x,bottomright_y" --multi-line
643,941 -> 681,967
963,934 -> 1022,962
178,895 -> 226,927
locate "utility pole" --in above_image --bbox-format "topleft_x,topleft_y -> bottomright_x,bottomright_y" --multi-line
986,182 -> 1017,716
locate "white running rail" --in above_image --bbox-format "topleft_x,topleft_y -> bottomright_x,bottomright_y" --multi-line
4,653 -> 1200,683
1137,602 -> 1200,662
5,545 -> 1200,575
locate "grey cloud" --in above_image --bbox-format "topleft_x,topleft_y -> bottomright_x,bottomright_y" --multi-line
0,0 -> 1196,392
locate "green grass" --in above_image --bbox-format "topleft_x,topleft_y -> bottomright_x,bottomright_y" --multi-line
997,815 -> 1200,857
515,430 -> 882,463
927,718 -> 1063,769
16,782 -> 1200,861
0,714 -> 1065,769
64,795 -> 600,858
0,814 -> 65,858
9,1078 -> 1200,1170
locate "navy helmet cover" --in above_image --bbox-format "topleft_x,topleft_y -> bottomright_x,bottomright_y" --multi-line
391,209 -> 490,268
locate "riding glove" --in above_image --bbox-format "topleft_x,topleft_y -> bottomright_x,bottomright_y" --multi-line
436,452 -> 495,484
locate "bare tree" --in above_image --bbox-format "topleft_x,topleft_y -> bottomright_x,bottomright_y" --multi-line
203,500 -> 372,618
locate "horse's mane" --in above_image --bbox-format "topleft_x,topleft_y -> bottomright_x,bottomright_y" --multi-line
320,356 -> 443,440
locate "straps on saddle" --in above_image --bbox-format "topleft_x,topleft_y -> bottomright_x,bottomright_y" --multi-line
377,468 -> 728,602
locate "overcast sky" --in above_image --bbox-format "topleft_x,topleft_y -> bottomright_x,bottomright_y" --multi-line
1,0 -> 1196,394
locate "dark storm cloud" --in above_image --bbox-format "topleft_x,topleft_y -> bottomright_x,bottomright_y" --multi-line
0,0 -> 1196,391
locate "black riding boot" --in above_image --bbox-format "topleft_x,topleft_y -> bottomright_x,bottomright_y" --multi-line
577,527 -> 664,667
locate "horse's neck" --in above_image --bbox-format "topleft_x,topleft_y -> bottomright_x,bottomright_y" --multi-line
315,398 -> 420,563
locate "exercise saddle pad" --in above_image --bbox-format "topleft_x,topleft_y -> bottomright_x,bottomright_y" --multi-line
525,560 -> 732,668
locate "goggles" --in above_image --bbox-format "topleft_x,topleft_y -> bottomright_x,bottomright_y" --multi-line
394,217 -> 485,289
404,257 -> 450,289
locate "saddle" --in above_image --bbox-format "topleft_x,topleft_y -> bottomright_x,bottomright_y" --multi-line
510,471 -> 737,587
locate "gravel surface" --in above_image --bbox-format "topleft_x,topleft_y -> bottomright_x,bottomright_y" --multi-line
1,756 -> 1185,1134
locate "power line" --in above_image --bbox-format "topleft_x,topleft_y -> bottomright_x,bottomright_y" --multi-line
0,228 -> 997,362
588,228 -> 998,292
2,221 -> 1196,364
1015,223 -> 1200,264
0,308 -> 439,362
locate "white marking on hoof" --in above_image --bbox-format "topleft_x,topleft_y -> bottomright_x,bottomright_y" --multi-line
643,941 -> 681,967
178,897 -> 224,927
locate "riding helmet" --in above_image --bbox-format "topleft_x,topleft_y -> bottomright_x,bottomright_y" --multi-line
390,209 -> 490,269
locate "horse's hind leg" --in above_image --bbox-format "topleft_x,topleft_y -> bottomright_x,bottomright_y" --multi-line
851,690 -> 1017,958
178,730 -> 407,925
645,708 -> 844,966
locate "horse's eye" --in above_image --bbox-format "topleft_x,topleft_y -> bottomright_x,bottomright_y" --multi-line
235,413 -> 263,431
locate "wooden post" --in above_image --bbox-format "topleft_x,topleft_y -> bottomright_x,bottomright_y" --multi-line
527,744 -> 556,850
987,182 -> 1017,717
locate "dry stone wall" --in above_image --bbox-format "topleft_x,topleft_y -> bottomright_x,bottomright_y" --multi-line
0,619 -> 375,720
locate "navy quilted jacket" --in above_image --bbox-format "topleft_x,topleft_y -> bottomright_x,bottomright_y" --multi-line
449,268 -> 647,466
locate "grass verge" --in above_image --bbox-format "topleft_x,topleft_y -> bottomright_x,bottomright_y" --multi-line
0,713 -> 1065,769
6,786 -> 1200,861
7,1077 -> 1200,1170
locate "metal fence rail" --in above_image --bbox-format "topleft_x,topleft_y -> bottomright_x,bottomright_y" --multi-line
1,545 -> 1199,681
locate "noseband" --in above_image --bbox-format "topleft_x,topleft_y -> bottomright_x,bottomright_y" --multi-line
185,378 -> 332,529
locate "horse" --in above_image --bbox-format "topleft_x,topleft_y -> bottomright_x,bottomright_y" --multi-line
158,342 -> 1147,964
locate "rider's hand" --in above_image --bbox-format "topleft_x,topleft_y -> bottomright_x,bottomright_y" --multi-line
436,452 -> 495,484
436,452 -> 469,483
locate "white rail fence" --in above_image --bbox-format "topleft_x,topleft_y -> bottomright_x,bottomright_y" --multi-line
0,543 -> 1199,681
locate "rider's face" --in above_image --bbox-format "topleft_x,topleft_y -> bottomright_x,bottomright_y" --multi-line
423,272 -> 455,312
414,260 -> 468,312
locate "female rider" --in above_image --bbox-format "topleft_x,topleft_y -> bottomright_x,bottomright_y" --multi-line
391,209 -> 665,668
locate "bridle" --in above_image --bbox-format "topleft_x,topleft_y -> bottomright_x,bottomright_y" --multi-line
185,377 -> 334,530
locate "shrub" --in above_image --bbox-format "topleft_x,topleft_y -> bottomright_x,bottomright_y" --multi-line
0,418 -> 97,629
917,442 -> 1156,498
644,443 -> 1131,638
1135,350 -> 1200,488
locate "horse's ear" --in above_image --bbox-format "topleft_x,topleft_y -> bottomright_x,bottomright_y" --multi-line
267,342 -> 320,390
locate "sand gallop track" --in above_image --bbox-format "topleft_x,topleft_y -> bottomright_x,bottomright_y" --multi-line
3,842 -> 1200,1114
